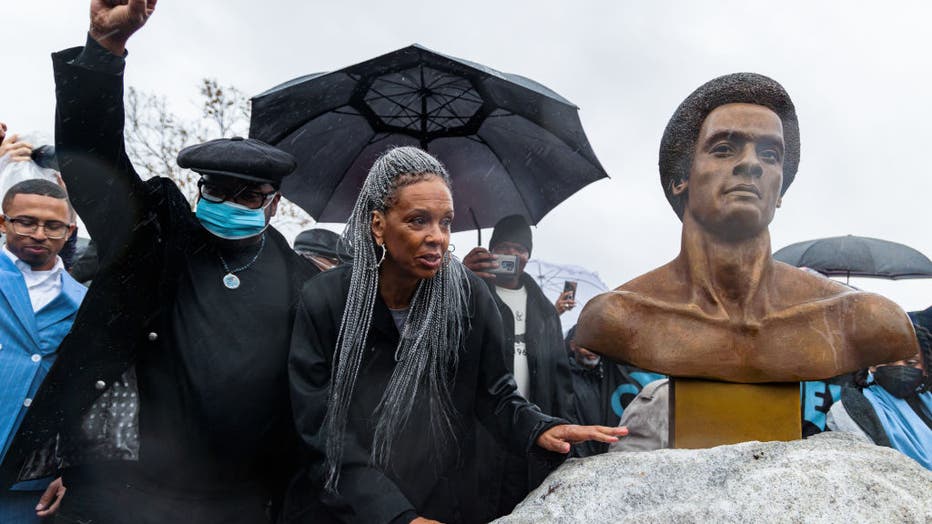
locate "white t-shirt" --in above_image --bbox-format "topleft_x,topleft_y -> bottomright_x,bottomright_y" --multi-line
495,285 -> 529,398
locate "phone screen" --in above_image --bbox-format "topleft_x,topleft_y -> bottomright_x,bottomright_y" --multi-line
563,280 -> 577,299
488,254 -> 518,275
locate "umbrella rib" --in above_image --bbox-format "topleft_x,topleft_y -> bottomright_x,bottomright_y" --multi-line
429,85 -> 482,106
484,111 -> 516,118
794,240 -> 820,268
369,76 -> 421,91
365,85 -> 422,114
425,88 -> 482,127
427,95 -> 481,120
365,86 -> 421,99
332,108 -> 364,116
424,75 -> 471,91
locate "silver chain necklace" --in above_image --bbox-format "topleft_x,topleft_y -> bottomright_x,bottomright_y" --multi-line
218,234 -> 266,289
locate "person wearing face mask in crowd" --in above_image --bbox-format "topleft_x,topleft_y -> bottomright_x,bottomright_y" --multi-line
827,310 -> 932,470
0,2 -> 318,522
564,325 -> 627,458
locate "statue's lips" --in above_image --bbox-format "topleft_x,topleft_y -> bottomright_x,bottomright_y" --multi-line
724,184 -> 761,197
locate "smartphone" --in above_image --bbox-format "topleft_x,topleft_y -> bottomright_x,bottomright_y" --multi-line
487,254 -> 518,275
563,280 -> 577,300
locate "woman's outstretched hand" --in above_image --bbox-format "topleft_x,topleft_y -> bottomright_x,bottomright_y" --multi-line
536,424 -> 628,454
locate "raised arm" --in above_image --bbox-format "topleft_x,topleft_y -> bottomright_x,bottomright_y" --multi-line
53,0 -> 158,262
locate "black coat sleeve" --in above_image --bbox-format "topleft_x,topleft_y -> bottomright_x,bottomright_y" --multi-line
288,277 -> 415,524
52,36 -> 152,267
550,332 -> 576,422
470,277 -> 565,455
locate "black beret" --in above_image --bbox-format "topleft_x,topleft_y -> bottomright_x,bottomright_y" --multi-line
294,228 -> 346,260
177,136 -> 297,184
489,214 -> 533,255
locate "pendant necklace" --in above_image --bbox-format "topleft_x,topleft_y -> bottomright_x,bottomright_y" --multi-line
218,234 -> 266,289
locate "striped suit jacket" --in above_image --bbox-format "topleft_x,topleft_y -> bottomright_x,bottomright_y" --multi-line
0,253 -> 86,479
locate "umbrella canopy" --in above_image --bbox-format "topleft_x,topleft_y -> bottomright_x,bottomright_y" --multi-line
249,44 -> 608,232
525,258 -> 610,335
773,235 -> 932,280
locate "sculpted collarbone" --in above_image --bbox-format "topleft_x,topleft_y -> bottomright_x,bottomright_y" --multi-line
579,271 -> 918,383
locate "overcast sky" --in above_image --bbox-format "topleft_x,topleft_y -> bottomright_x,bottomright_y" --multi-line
4,1 -> 932,310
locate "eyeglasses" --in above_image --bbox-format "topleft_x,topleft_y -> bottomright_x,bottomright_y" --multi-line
197,180 -> 277,210
3,215 -> 73,239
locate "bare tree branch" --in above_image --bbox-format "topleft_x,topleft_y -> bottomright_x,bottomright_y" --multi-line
123,81 -> 314,234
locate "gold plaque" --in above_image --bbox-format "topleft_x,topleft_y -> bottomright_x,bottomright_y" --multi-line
670,378 -> 801,449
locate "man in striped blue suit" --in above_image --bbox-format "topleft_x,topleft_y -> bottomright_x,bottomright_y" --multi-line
0,179 -> 86,522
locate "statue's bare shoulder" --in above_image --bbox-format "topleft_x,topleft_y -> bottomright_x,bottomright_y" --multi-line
576,261 -> 918,381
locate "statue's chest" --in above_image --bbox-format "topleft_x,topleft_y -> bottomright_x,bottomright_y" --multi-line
624,309 -> 848,380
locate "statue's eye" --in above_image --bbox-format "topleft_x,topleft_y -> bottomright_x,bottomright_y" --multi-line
710,143 -> 734,156
759,149 -> 781,163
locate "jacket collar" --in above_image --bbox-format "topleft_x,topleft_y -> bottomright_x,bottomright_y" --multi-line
35,271 -> 86,326
486,272 -> 551,311
370,291 -> 401,345
0,253 -> 41,346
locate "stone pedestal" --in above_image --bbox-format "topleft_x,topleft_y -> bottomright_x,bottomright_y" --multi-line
494,433 -> 932,523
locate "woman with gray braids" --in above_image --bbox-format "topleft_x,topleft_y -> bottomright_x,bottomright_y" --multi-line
285,146 -> 627,524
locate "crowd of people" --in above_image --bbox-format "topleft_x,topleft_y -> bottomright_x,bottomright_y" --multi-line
0,1 -> 930,523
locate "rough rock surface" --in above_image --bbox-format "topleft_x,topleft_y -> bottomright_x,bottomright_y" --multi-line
495,433 -> 932,523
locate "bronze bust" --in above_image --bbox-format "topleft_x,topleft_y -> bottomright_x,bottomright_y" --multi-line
577,73 -> 918,383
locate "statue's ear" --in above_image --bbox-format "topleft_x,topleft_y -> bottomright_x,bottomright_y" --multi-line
671,179 -> 688,196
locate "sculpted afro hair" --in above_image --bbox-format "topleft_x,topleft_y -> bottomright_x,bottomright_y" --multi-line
659,73 -> 800,219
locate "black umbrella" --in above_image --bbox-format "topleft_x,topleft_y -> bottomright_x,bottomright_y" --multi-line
773,235 -> 932,282
249,44 -> 608,240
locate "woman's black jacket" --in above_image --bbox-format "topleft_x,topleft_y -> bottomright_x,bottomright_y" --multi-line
284,264 -> 564,524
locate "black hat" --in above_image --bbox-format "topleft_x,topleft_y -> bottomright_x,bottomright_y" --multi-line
294,228 -> 345,260
177,136 -> 296,185
909,307 -> 932,371
489,214 -> 533,255
909,306 -> 932,333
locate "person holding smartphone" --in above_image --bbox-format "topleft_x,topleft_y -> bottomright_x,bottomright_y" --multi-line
463,214 -> 575,520
556,280 -> 577,315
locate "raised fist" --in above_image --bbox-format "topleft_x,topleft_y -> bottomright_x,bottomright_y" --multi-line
90,0 -> 157,55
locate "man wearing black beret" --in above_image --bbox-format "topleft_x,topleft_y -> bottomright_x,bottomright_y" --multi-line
0,2 -> 318,522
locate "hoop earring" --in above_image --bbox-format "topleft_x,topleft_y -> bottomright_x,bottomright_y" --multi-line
376,243 -> 387,267
448,244 -> 456,253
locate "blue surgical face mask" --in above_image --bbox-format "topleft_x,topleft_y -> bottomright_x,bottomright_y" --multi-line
195,198 -> 269,240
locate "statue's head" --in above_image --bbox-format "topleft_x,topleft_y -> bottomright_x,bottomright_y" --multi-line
660,73 -> 800,230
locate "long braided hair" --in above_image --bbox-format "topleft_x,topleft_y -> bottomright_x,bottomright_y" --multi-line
324,146 -> 470,491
